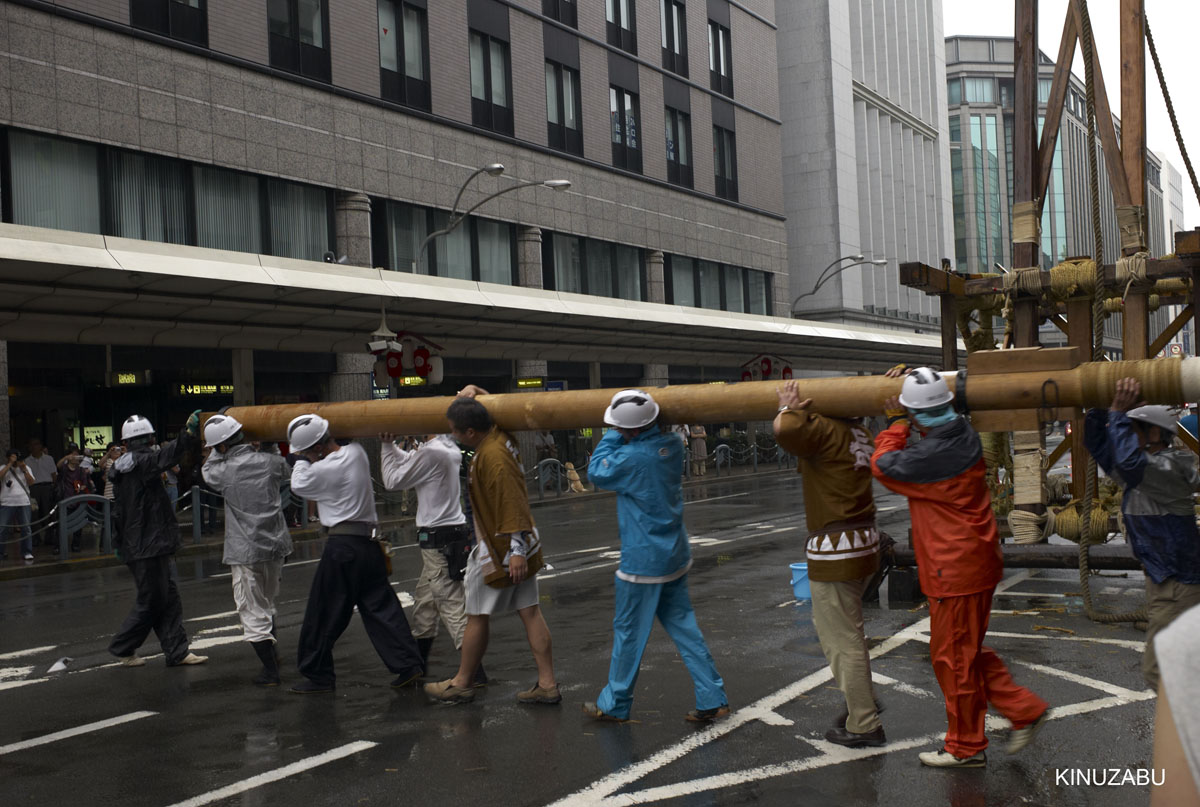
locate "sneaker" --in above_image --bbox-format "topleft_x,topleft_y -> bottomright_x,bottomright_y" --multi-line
390,670 -> 423,688
1006,709 -> 1049,754
290,679 -> 335,694
170,653 -> 209,666
581,701 -> 628,723
918,749 -> 986,768
686,704 -> 731,723
824,725 -> 886,748
23,553 -> 34,564
516,682 -> 562,705
424,679 -> 476,703
118,654 -> 146,667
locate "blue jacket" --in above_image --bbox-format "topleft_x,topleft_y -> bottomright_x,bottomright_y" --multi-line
1084,409 -> 1200,584
588,428 -> 690,580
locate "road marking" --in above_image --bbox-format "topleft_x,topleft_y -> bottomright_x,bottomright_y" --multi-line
1015,660 -> 1151,699
983,630 -> 1145,651
163,741 -> 378,807
0,665 -> 34,682
195,625 -> 240,636
995,591 -> 1068,598
870,672 -> 935,699
0,679 -> 46,692
540,561 -> 620,581
0,645 -> 56,661
186,610 -> 239,623
684,492 -> 751,505
0,711 -> 157,756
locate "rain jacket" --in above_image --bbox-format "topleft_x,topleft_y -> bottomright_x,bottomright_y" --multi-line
871,416 -> 1003,598
1083,408 -> 1200,584
588,427 -> 691,581
202,444 -> 294,566
110,435 -> 197,561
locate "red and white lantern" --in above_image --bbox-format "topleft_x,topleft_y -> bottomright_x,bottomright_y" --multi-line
385,351 -> 403,378
412,347 -> 432,378
760,357 -> 773,378
782,366 -> 793,380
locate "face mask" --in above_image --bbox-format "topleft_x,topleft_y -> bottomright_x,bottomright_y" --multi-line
913,409 -> 957,429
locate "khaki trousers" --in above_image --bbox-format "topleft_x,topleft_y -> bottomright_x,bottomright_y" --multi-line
411,548 -> 468,647
1143,577 -> 1200,689
811,575 -> 881,734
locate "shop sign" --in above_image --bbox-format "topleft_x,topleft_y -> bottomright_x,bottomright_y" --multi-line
82,426 -> 113,451
517,377 -> 544,389
545,380 -> 567,391
399,376 -> 427,386
111,370 -> 153,386
178,383 -> 235,396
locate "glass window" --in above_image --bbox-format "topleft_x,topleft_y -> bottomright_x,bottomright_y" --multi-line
476,219 -> 512,285
428,212 -> 471,279
470,33 -> 486,101
108,150 -> 190,245
964,77 -> 993,103
586,239 -> 613,296
469,31 -> 512,134
949,115 -> 960,142
660,0 -> 687,76
267,179 -> 329,261
606,0 -> 636,52
543,0 -> 577,27
403,5 -> 424,80
713,125 -> 738,201
194,166 -> 262,254
724,265 -> 744,312
746,270 -> 768,315
489,42 -> 507,107
671,258 -> 695,306
383,201 -> 424,272
698,260 -> 721,309
8,131 -> 101,234
614,245 -> 641,300
970,114 -> 987,270
130,0 -> 208,47
610,86 -> 642,172
552,233 -> 583,293
297,0 -> 323,46
379,0 -> 429,109
665,107 -> 693,187
947,78 -> 961,106
378,0 -> 397,72
267,0 -> 330,82
546,61 -> 582,155
1038,78 -> 1052,104
708,21 -> 732,96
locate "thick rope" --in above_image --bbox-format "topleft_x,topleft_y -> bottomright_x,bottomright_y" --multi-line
1147,15 -> 1200,211
1003,267 -> 1045,295
1078,0 -> 1145,625
1047,258 -> 1099,300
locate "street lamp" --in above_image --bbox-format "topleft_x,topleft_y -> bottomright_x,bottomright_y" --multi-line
790,255 -> 888,314
412,165 -> 571,273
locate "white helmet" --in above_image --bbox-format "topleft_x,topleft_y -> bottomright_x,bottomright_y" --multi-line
1126,405 -> 1178,437
203,413 -> 244,448
121,415 -> 155,441
603,389 -> 661,429
287,413 -> 330,453
898,367 -> 954,410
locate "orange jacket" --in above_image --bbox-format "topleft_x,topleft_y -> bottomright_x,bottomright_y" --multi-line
870,417 -> 1002,598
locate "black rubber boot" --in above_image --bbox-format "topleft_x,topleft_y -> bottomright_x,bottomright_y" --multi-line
416,637 -> 434,674
251,641 -> 281,687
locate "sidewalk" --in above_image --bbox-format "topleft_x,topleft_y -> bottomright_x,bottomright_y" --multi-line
0,463 -> 793,582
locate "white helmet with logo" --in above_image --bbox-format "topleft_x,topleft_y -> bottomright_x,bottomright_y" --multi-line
287,414 -> 330,453
898,367 -> 954,410
1126,404 -> 1178,436
604,389 -> 661,429
203,413 -> 244,448
121,415 -> 155,441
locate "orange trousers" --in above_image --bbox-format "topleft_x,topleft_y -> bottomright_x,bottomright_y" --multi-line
927,588 -> 1048,758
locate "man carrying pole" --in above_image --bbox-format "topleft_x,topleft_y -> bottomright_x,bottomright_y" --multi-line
872,367 -> 1048,768
580,389 -> 729,723
774,379 -> 884,746
202,413 -> 293,687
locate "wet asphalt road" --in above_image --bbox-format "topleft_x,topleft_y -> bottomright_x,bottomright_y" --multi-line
0,472 -> 1160,807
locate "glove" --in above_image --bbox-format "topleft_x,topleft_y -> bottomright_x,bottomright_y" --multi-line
185,409 -> 202,438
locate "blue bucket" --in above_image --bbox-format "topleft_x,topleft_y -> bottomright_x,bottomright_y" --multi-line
790,562 -> 811,600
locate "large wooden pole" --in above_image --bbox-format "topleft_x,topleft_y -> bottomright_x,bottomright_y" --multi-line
1012,0 -> 1041,348
214,357 -> 1200,441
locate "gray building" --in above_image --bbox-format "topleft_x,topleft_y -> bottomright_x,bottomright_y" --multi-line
945,35 -> 1168,355
1155,152 -> 1189,353
0,0 -> 812,451
777,0 -> 954,334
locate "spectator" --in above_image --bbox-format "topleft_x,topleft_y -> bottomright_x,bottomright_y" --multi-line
1,449 -> 36,564
57,448 -> 95,554
99,444 -> 122,502
25,438 -> 57,541
688,424 -> 708,476
164,465 -> 180,509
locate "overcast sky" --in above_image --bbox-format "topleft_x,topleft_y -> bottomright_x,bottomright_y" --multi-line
943,0 -> 1199,232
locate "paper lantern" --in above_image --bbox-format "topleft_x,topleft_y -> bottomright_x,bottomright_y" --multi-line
741,370 -> 753,383
427,356 -> 444,385
386,351 -> 403,378
400,339 -> 415,369
760,357 -> 773,378
782,366 -> 793,380
412,347 -> 431,378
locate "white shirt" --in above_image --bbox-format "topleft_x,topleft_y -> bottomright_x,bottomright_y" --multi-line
1,464 -> 34,506
25,453 -> 56,484
380,436 -> 465,529
290,442 -> 378,527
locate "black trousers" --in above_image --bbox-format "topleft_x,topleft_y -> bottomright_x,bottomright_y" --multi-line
297,534 -> 423,686
108,556 -> 190,664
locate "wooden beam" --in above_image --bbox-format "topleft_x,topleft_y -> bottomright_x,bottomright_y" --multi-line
1046,435 -> 1072,469
1120,0 -> 1147,237
899,261 -> 966,296
1069,0 -> 1132,208
1037,7 -> 1078,205
1013,0 -> 1041,351
1148,304 -> 1194,357
940,294 -> 959,371
1066,297 -> 1093,500
1123,293 -> 1150,359
1178,426 -> 1200,456
961,257 -> 1200,295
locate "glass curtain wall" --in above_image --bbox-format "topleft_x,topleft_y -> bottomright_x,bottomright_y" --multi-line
267,179 -> 329,261
194,166 -> 262,253
9,131 -> 102,233
109,150 -> 190,245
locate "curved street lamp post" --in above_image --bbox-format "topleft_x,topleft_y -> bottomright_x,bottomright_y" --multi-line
790,254 -> 888,314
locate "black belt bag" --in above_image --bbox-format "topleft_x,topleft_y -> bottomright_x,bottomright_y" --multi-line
417,524 -> 470,549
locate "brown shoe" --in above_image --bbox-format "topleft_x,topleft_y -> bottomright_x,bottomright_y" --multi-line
581,701 -> 628,722
516,682 -> 562,705
423,679 -> 476,703
686,704 -> 731,723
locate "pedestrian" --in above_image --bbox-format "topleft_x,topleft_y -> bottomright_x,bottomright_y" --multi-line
580,390 -> 729,723
1083,377 -> 1200,689
202,414 -> 293,687
872,367 -> 1048,768
287,413 -> 424,694
107,413 -> 208,668
1,449 -> 36,563
774,379 -> 884,747
424,385 -> 559,705
99,443 -> 121,502
688,424 -> 708,476
25,438 -> 57,536
380,433 -> 481,682
164,464 -> 180,509
57,448 -> 95,553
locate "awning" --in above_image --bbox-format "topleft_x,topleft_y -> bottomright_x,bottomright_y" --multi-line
0,223 -> 951,370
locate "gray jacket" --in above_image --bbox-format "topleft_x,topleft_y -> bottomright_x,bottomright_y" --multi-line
202,444 -> 293,565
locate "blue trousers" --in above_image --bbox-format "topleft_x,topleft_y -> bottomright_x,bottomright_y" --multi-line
596,575 -> 726,719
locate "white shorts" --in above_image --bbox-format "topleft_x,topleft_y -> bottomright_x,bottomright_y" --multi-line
463,543 -> 540,616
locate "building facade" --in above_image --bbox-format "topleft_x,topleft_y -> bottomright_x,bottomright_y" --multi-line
0,0 -> 796,452
777,0 -> 954,334
945,35 -> 1169,356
